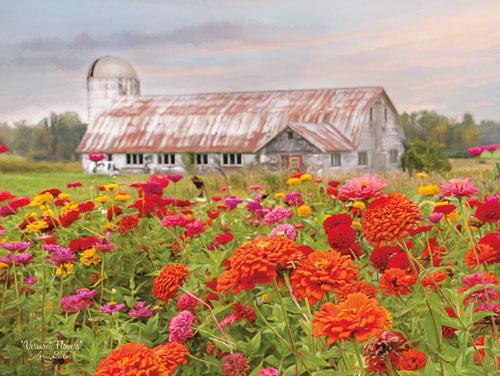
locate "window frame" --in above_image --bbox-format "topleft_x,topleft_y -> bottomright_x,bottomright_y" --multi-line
221,153 -> 243,166
195,153 -> 208,165
358,151 -> 368,166
331,152 -> 341,167
158,153 -> 176,165
389,149 -> 399,163
126,153 -> 144,165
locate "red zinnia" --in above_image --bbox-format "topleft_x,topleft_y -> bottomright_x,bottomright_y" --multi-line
379,268 -> 417,297
397,348 -> 427,371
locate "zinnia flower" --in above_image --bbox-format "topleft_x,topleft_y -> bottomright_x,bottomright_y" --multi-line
362,193 -> 421,247
221,352 -> 251,376
128,301 -> 153,318
259,367 -> 280,376
440,177 -> 478,198
379,268 -> 417,297
94,341 -> 189,375
473,197 -> 500,223
269,223 -> 297,240
264,206 -> 292,225
101,302 -> 125,314
291,250 -> 359,304
312,293 -> 391,344
217,237 -> 302,294
465,233 -> 500,269
177,293 -> 200,311
168,310 -> 196,342
339,174 -> 387,201
363,331 -> 408,373
1,242 -> 31,252
297,204 -> 312,217
334,281 -> 377,301
153,263 -> 189,303
397,348 -> 427,371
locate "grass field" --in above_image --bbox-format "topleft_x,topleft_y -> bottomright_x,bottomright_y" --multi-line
1,156 -> 498,198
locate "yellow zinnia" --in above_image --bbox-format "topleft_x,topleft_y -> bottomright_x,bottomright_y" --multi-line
417,184 -> 440,196
55,263 -> 74,278
416,172 -> 428,179
95,196 -> 111,203
274,192 -> 285,199
286,178 -> 301,185
299,174 -> 313,181
297,204 -> 312,217
80,248 -> 102,266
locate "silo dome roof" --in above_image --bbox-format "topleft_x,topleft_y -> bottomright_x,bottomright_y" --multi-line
88,56 -> 138,79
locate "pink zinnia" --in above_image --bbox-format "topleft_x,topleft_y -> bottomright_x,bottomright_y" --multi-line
259,368 -> 280,376
0,144 -> 8,153
185,219 -> 206,237
101,302 -> 126,314
269,223 -> 297,240
220,313 -> 238,328
60,295 -> 87,313
168,310 -> 196,342
128,301 -> 153,318
161,214 -> 188,227
440,177 -> 478,198
264,206 -> 292,225
177,293 -> 200,311
427,212 -> 444,223
339,174 -> 387,201
248,185 -> 263,191
168,174 -> 184,183
2,241 -> 31,252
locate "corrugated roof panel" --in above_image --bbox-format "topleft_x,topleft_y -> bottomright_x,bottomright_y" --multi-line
76,87 -> 385,153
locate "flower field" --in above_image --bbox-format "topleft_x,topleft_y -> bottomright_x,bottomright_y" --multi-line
0,168 -> 498,375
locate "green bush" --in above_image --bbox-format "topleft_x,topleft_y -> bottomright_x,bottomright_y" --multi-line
402,139 -> 451,174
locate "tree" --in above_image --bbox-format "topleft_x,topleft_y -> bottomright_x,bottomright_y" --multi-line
402,139 -> 451,174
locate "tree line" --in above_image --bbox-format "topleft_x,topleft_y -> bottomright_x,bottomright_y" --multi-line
0,112 -> 86,161
0,110 -> 498,162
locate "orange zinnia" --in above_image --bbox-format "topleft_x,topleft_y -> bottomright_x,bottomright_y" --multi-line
363,193 -> 421,246
290,250 -> 359,304
154,341 -> 190,374
94,342 -> 169,375
465,243 -> 499,269
334,281 -> 378,302
312,292 -> 391,344
421,270 -> 449,289
216,237 -> 302,294
379,268 -> 417,297
153,263 -> 188,303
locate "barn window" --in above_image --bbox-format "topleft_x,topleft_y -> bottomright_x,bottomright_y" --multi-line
195,154 -> 208,165
331,153 -> 341,167
158,153 -> 176,165
358,151 -> 368,166
107,154 -> 113,161
222,153 -> 242,166
384,107 -> 388,122
126,153 -> 144,165
389,149 -> 399,163
287,131 -> 294,139
369,107 -> 373,122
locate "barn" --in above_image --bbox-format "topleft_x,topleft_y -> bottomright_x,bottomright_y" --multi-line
76,56 -> 405,174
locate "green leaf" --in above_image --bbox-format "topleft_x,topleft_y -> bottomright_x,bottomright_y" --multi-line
247,331 -> 261,354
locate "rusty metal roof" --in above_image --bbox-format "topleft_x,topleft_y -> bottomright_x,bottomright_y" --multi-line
76,87 -> 388,154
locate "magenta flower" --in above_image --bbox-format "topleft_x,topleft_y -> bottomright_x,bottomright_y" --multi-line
185,219 -> 206,237
461,272 -> 500,305
2,242 -> 31,252
88,153 -> 105,162
168,174 -> 184,183
468,146 -> 484,156
269,223 -> 297,240
259,368 -> 280,376
45,247 -> 76,266
339,174 -> 387,201
246,200 -> 263,212
440,177 -> 478,198
248,185 -> 264,191
76,288 -> 97,300
93,234 -> 117,252
284,191 -> 304,207
0,253 -> 33,266
223,195 -> 243,210
264,206 -> 292,225
427,212 -> 444,223
60,295 -> 87,313
161,214 -> 188,227
128,301 -> 153,318
24,276 -> 37,285
101,302 -> 126,314
168,310 -> 196,342
220,313 -> 238,328
474,302 -> 500,315
177,293 -> 200,311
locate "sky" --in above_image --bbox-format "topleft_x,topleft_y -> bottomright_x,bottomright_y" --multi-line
1,0 -> 500,124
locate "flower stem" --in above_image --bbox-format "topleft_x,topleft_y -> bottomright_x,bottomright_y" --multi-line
351,339 -> 366,376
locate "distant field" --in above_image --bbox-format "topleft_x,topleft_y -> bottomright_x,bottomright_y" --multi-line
1,157 -> 498,198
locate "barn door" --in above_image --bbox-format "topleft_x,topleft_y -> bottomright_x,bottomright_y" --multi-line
288,155 -> 302,170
